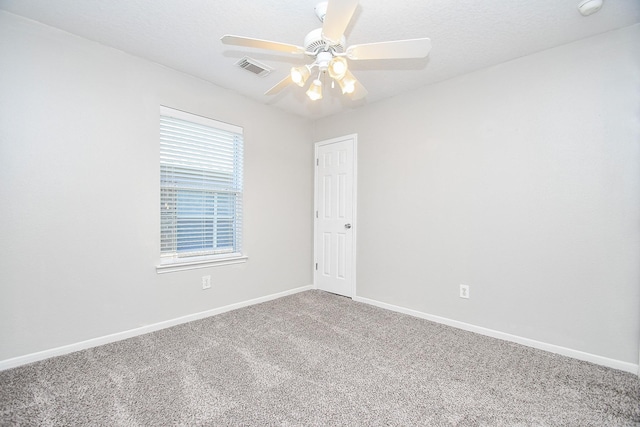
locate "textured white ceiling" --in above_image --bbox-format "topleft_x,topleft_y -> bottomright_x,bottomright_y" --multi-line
1,0 -> 638,118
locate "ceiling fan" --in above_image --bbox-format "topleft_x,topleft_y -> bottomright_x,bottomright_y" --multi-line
221,0 -> 431,102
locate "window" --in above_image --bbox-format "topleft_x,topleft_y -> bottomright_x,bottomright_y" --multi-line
157,106 -> 245,272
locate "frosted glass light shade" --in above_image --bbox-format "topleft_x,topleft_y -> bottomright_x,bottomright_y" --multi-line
328,57 -> 348,80
306,79 -> 323,101
290,66 -> 310,87
338,74 -> 356,94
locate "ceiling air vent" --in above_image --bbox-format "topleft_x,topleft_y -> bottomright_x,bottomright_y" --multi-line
234,56 -> 273,77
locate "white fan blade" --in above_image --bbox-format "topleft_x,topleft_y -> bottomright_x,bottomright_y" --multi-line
346,38 -> 432,60
346,71 -> 368,100
264,75 -> 292,96
221,35 -> 305,55
322,0 -> 359,44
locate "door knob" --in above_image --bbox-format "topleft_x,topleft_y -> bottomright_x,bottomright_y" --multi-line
344,223 -> 352,229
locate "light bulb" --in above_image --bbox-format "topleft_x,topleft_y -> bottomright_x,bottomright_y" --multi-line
338,74 -> 356,94
328,57 -> 348,80
306,79 -> 323,101
290,66 -> 310,87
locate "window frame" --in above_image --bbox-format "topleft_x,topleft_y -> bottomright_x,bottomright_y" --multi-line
156,106 -> 247,274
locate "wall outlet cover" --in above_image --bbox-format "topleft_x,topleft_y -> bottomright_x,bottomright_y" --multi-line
460,284 -> 469,299
202,275 -> 212,290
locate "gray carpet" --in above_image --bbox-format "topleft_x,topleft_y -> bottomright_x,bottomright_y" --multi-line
1,290 -> 638,426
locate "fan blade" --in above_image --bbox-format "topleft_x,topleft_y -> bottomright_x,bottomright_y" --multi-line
346,38 -> 431,60
346,70 -> 368,100
264,75 -> 293,96
322,0 -> 359,44
221,35 -> 305,55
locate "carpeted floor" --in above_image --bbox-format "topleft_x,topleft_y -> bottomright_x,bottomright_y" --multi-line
1,290 -> 639,426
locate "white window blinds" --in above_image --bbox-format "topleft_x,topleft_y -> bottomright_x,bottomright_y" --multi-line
160,107 -> 243,260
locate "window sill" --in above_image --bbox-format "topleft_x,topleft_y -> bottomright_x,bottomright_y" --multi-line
156,254 -> 248,274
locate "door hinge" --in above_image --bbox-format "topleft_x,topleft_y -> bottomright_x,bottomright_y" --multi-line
315,263 -> 318,270
316,158 -> 319,166
315,210 -> 318,218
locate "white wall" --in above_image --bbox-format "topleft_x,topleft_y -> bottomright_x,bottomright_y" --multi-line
313,24 -> 640,365
0,11 -> 313,361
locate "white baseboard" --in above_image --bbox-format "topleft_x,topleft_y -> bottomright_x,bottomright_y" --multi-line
0,285 -> 313,371
354,295 -> 639,375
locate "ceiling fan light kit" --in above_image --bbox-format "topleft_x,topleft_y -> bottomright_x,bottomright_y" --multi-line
221,0 -> 432,102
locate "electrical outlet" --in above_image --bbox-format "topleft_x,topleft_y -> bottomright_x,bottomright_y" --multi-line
202,275 -> 211,290
460,284 -> 470,299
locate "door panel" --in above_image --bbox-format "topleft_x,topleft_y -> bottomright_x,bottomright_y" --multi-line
314,136 -> 356,297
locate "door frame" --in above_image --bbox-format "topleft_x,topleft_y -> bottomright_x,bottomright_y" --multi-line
313,134 -> 358,298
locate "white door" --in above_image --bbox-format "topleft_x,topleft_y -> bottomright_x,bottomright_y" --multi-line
314,135 -> 357,297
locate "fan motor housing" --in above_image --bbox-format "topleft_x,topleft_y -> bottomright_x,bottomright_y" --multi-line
304,28 -> 345,54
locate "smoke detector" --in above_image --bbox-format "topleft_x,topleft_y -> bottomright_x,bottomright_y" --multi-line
578,0 -> 603,16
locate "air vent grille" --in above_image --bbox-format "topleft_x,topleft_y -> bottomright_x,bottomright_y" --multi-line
234,57 -> 272,77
